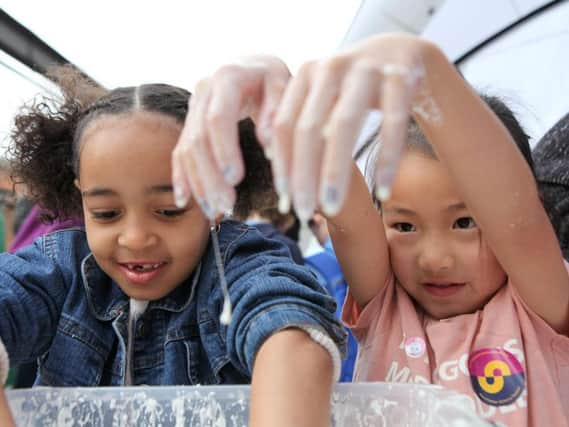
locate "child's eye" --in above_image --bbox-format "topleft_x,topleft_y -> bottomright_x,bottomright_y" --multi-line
454,217 -> 476,229
156,208 -> 187,218
393,222 -> 415,232
91,210 -> 121,221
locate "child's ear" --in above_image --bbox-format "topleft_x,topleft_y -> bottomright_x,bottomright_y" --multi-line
74,179 -> 81,191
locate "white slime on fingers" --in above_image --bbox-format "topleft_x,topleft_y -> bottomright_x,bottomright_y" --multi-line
412,83 -> 443,125
412,95 -> 443,124
371,64 -> 442,202
380,63 -> 424,87
379,62 -> 442,125
374,64 -> 434,202
278,192 -> 291,214
275,177 -> 291,214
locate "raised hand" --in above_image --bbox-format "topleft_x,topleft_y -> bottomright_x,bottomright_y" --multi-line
173,35 -> 439,221
270,33 -> 433,222
172,56 -> 291,218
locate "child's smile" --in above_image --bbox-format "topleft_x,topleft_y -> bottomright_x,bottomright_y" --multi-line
117,261 -> 168,285
76,112 -> 210,300
421,281 -> 466,298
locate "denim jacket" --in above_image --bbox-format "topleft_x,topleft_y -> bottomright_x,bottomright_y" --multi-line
0,220 -> 346,386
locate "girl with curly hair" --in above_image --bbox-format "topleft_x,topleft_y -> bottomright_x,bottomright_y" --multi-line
0,67 -> 345,426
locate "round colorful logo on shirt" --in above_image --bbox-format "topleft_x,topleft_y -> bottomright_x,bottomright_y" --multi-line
404,336 -> 426,358
468,348 -> 525,407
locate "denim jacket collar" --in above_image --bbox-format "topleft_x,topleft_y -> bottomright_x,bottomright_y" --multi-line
81,252 -> 201,321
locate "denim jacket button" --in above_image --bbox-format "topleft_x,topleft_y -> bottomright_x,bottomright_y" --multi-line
139,322 -> 149,337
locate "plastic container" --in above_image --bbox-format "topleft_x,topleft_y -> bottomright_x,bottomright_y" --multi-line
7,382 -> 491,426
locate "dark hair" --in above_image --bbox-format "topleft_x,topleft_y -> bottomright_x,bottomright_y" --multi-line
233,118 -> 274,219
8,66 -> 261,222
233,119 -> 298,231
364,93 -> 535,207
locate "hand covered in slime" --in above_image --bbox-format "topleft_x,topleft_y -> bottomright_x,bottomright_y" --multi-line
172,34 -> 440,221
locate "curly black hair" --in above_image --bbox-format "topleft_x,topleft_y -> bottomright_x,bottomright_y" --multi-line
8,66 -> 268,222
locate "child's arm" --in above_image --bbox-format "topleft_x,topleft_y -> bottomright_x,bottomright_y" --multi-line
0,237 -> 72,363
221,224 -> 346,426
325,162 -> 389,307
249,329 -> 333,427
0,391 -> 15,427
412,40 -> 569,334
0,339 -> 15,426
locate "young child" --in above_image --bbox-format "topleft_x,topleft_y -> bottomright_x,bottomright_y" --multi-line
323,47 -> 569,426
334,97 -> 565,426
0,67 -> 346,427
170,34 -> 569,426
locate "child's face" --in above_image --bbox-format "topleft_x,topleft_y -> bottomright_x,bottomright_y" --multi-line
76,112 -> 210,301
381,150 -> 507,319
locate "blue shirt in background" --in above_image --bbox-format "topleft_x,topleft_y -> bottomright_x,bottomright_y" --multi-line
305,239 -> 358,382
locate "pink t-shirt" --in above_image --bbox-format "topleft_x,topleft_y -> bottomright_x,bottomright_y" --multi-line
343,273 -> 569,427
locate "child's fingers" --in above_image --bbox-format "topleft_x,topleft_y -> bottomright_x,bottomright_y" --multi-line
171,149 -> 192,208
173,122 -> 206,213
290,59 -> 344,222
194,138 -> 236,218
374,68 -> 414,201
319,64 -> 379,216
174,79 -> 232,218
206,59 -> 291,187
189,81 -> 236,217
256,73 -> 289,160
172,81 -> 211,208
181,149 -> 205,211
206,67 -> 254,187
272,62 -> 313,217
207,88 -> 244,187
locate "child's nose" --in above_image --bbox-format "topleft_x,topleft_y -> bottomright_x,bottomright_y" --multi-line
417,238 -> 454,274
117,220 -> 157,250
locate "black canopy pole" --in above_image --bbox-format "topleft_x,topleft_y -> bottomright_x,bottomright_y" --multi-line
454,0 -> 566,66
0,8 -> 103,88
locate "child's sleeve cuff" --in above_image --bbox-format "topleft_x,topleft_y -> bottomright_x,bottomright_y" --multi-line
297,326 -> 342,382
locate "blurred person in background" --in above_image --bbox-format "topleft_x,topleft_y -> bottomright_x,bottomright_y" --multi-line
533,112 -> 569,260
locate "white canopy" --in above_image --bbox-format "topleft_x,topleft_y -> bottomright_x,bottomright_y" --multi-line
2,0 -> 567,156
